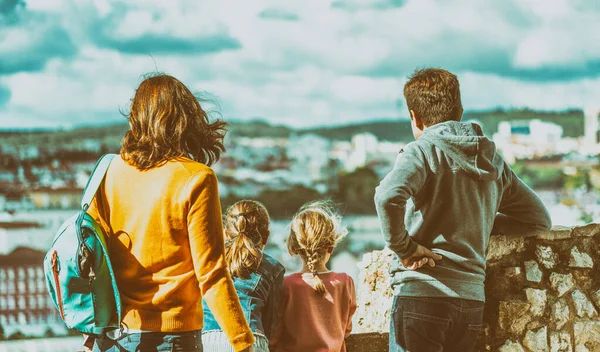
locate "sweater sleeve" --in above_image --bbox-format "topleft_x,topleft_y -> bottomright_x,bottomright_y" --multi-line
492,166 -> 552,236
186,171 -> 254,351
374,143 -> 428,259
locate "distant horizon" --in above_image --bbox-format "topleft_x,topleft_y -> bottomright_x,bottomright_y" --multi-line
0,107 -> 585,132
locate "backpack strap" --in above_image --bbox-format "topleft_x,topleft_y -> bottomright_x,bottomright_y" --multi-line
81,154 -> 117,211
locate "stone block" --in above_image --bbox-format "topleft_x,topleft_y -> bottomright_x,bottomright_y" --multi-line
569,246 -> 594,268
498,339 -> 526,352
536,226 -> 572,240
574,321 -> 600,352
551,299 -> 570,330
549,331 -> 572,352
498,301 -> 533,335
536,245 -> 559,269
550,272 -> 575,297
525,260 -> 543,283
572,223 -> 600,237
525,288 -> 547,317
487,236 -> 526,262
571,289 -> 598,318
593,288 -> 600,310
523,327 -> 548,352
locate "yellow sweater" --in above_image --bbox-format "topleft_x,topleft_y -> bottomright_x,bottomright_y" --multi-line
88,156 -> 254,351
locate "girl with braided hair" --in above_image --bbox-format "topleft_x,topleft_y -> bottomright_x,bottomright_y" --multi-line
270,201 -> 357,352
202,200 -> 285,352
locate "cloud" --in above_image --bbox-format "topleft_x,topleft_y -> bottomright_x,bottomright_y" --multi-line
86,3 -> 242,56
0,84 -> 10,106
93,32 -> 242,55
0,1 -> 77,74
2,0 -> 600,128
258,8 -> 299,21
331,0 -> 407,11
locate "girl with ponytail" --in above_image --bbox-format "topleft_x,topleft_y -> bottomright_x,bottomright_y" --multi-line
202,200 -> 285,352
270,201 -> 357,352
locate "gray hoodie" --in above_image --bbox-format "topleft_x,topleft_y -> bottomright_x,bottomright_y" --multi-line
374,121 -> 552,302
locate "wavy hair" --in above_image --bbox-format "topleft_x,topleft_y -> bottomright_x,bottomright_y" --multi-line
121,73 -> 228,170
224,200 -> 271,279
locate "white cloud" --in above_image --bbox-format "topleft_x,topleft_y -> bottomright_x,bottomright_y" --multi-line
1,0 -> 600,128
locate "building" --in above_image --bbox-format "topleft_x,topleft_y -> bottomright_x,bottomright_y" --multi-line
0,221 -> 54,256
27,187 -> 82,210
0,247 -> 67,338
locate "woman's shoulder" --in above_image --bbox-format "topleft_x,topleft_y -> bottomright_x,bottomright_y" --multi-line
171,157 -> 215,177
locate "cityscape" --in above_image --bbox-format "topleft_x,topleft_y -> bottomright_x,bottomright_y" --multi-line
1,107 -> 600,346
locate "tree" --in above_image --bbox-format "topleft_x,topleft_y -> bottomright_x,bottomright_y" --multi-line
334,167 -> 380,214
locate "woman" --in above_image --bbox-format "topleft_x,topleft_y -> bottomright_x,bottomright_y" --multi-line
88,74 -> 255,352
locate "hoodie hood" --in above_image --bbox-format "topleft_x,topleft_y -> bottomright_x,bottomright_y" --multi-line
419,121 -> 504,181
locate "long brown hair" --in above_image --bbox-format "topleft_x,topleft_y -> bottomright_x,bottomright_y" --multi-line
224,200 -> 270,279
121,73 -> 228,170
287,201 -> 348,295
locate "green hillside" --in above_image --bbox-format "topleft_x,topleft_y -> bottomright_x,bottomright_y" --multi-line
0,109 -> 585,149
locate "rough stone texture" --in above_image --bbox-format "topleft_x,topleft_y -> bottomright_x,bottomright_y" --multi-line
353,249 -> 394,333
549,331 -> 572,352
550,272 -> 575,297
525,260 -> 543,283
523,327 -> 548,352
574,321 -> 600,352
346,333 -> 389,352
570,246 -> 594,268
525,288 -> 547,316
593,289 -> 600,310
535,226 -> 572,240
551,299 -> 570,330
498,301 -> 533,335
571,289 -> 599,318
352,225 -> 600,352
572,222 -> 600,237
498,340 -> 526,352
487,236 -> 526,262
536,245 -> 559,269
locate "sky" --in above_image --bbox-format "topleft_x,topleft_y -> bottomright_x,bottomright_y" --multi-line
1,0 -> 600,129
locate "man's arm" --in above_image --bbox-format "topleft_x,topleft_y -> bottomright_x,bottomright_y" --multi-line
493,167 -> 553,236
374,143 -> 440,267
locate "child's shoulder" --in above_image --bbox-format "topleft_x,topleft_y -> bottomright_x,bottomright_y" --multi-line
262,253 -> 285,270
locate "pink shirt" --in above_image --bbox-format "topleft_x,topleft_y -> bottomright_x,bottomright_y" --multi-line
271,272 -> 357,352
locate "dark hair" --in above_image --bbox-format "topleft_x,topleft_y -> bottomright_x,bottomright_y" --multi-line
224,200 -> 270,279
121,73 -> 228,170
403,68 -> 463,126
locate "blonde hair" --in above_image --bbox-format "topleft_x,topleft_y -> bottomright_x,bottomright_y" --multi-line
287,201 -> 348,295
224,200 -> 270,279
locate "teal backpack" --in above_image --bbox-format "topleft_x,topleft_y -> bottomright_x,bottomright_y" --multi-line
44,154 -> 122,334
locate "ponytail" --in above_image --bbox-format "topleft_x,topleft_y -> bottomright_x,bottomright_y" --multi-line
224,201 -> 270,279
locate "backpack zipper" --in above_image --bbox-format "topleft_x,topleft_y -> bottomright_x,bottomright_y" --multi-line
51,250 -> 65,319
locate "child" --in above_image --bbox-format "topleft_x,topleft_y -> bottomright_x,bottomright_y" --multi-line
202,200 -> 285,352
375,68 -> 552,352
270,201 -> 357,352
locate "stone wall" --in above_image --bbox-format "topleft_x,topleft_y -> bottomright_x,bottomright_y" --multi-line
348,224 -> 600,352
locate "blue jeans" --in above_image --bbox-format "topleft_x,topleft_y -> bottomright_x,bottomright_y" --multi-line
389,296 -> 484,352
92,330 -> 203,352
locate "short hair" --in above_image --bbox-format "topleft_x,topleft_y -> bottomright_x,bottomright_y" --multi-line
403,68 -> 463,126
121,73 -> 227,170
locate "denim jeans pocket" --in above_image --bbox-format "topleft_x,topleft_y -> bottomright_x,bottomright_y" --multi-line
402,311 -> 451,350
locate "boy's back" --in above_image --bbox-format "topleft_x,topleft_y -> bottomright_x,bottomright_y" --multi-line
375,68 -> 551,352
376,120 -> 551,301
